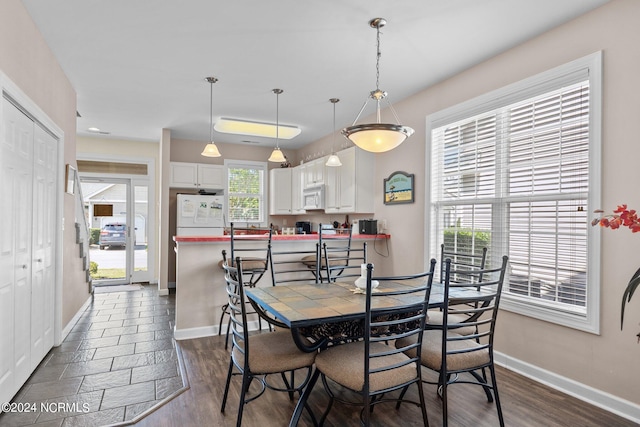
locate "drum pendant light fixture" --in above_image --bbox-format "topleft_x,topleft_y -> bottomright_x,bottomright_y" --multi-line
268,88 -> 287,163
325,98 -> 342,167
342,18 -> 414,153
201,76 -> 222,157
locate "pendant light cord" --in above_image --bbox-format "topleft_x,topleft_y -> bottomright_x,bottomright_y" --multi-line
209,80 -> 214,141
375,23 -> 381,93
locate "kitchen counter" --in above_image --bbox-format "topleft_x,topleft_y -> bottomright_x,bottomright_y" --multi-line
173,233 -> 390,243
172,233 -> 390,340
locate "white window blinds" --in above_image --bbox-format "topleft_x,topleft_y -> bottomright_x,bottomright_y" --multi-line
428,52 -> 601,331
226,161 -> 266,223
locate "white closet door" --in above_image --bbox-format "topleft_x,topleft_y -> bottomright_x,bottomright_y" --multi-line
31,124 -> 57,368
0,97 -> 34,401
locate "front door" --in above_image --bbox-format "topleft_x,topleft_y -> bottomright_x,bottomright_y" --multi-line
82,178 -> 133,286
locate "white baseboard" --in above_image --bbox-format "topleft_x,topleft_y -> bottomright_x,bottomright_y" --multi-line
495,351 -> 640,424
158,288 -> 170,296
61,295 -> 93,342
173,320 -> 265,341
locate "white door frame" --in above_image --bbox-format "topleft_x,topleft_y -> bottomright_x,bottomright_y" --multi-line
76,154 -> 156,284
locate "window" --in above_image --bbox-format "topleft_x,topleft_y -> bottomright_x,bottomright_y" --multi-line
427,52 -> 601,333
225,160 -> 267,224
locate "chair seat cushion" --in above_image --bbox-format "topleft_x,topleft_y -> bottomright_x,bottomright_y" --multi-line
220,257 -> 267,272
315,341 -> 416,393
234,330 -> 316,374
301,254 -> 347,268
426,310 -> 477,335
396,330 -> 490,372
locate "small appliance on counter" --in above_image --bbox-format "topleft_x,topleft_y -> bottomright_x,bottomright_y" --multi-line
359,219 -> 378,235
295,221 -> 312,234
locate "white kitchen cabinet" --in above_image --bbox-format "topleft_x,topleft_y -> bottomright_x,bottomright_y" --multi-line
170,162 -> 225,190
291,165 -> 306,214
325,147 -> 375,213
269,168 -> 293,215
303,156 -> 327,189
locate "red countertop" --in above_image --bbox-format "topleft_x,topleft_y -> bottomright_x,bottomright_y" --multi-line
174,233 -> 390,243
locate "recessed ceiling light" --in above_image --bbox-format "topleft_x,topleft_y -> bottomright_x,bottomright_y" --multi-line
214,117 -> 301,139
87,127 -> 111,135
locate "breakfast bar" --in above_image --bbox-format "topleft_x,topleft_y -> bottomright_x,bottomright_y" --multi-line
172,233 -> 390,340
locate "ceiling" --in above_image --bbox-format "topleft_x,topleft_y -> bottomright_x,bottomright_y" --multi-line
21,0 -> 608,150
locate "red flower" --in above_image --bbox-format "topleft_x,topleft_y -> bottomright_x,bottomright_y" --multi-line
593,205 -> 640,233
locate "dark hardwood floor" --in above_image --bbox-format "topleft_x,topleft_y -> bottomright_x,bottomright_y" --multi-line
136,334 -> 635,427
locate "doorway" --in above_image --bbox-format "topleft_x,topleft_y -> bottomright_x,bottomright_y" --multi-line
80,176 -> 151,286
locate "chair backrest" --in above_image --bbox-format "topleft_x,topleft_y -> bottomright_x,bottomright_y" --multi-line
321,225 -> 366,282
270,242 -> 320,286
228,222 -> 273,262
222,257 -> 252,370
440,243 -> 487,284
362,260 -> 437,402
440,256 -> 509,367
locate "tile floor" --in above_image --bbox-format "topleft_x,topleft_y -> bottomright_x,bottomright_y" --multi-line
0,285 -> 186,427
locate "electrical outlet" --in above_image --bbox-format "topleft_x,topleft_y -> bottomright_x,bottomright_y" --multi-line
378,219 -> 387,233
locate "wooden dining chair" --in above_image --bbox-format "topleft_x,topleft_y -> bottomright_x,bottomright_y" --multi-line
396,256 -> 509,427
310,260 -> 437,426
221,257 -> 317,427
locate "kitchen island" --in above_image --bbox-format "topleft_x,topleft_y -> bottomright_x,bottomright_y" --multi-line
172,233 -> 390,340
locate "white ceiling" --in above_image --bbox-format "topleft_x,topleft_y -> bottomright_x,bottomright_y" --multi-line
21,0 -> 608,149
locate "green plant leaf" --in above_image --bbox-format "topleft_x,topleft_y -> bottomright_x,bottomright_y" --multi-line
621,267 -> 640,329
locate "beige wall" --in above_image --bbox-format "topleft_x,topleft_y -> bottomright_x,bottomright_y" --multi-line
0,0 -> 87,329
303,0 -> 640,407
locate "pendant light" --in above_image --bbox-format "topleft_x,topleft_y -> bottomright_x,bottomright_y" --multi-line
325,98 -> 342,167
268,88 -> 287,163
201,76 -> 222,157
342,18 -> 414,153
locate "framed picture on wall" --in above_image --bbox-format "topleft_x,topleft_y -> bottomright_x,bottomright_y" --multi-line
384,171 -> 414,205
65,164 -> 76,195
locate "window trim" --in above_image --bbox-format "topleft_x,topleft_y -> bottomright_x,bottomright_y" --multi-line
424,52 -> 602,334
224,159 -> 268,226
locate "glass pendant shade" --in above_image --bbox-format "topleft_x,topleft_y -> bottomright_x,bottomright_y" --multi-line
202,76 -> 222,158
325,154 -> 342,167
268,88 -> 286,163
343,18 -> 413,153
268,147 -> 286,163
325,98 -> 341,167
343,123 -> 413,153
201,142 -> 221,157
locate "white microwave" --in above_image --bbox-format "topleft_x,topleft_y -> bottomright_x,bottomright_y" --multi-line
303,185 -> 325,210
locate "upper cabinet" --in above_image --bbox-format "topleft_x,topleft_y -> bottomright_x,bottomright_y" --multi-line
269,166 -> 306,215
325,147 -> 374,214
269,168 -> 293,215
291,165 -> 306,214
303,156 -> 327,189
170,162 -> 225,190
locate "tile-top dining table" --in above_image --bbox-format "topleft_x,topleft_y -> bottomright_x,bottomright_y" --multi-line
245,278 -> 480,338
245,278 -> 483,427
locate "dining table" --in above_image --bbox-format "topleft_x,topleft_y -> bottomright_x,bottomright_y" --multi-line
245,278 -> 488,427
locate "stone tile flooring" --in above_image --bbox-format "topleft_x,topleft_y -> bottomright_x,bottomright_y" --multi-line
0,285 -> 187,427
